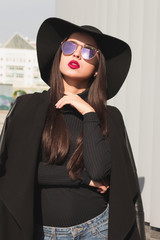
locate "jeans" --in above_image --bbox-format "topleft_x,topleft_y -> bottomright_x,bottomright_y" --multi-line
34,205 -> 109,239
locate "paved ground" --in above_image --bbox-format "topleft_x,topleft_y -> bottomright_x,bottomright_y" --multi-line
0,110 -> 160,239
145,225 -> 160,240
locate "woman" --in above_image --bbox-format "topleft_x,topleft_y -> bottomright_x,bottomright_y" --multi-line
0,18 -> 145,240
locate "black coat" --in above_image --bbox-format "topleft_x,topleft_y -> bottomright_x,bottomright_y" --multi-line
0,90 -> 146,240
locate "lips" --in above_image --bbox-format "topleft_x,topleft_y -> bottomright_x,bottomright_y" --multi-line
68,60 -> 80,69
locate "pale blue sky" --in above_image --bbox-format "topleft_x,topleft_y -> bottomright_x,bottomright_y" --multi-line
0,0 -> 55,43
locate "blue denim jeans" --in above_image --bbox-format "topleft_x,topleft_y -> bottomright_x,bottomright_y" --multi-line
34,205 -> 109,239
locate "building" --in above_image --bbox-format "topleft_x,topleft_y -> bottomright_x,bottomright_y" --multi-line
0,33 -> 48,91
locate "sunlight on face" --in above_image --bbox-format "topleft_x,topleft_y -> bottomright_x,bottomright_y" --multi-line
59,32 -> 99,87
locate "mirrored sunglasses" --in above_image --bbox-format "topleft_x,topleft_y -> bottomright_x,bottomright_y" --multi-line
61,40 -> 99,60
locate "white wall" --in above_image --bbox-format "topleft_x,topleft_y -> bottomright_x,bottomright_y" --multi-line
54,0 -> 160,228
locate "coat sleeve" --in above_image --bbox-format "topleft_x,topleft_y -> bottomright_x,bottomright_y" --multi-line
107,105 -> 146,240
124,126 -> 146,240
0,100 -> 17,176
0,199 -> 23,240
113,106 -> 146,239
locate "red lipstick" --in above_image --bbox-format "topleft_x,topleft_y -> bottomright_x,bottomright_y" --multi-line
68,60 -> 80,69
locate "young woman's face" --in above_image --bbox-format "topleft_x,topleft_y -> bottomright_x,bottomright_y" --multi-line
59,32 -> 99,85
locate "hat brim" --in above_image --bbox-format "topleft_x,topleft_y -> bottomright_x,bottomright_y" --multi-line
36,17 -> 131,100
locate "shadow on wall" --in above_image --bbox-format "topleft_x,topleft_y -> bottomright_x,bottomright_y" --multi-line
139,177 -> 145,193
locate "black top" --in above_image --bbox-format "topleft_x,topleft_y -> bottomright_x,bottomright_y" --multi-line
35,89 -> 111,227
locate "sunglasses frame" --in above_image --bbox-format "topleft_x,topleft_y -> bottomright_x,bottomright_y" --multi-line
61,39 -> 99,60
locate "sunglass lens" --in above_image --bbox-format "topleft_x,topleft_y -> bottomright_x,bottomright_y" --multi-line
62,41 -> 76,55
81,47 -> 97,60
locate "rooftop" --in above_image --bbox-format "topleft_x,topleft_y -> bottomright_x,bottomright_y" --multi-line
3,34 -> 35,50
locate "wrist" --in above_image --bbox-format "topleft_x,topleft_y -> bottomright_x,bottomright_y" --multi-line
81,169 -> 91,185
82,108 -> 95,115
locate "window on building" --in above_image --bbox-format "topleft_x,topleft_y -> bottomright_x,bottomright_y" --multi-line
16,73 -> 24,78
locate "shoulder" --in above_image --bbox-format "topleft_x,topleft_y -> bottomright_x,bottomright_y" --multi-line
15,89 -> 49,108
107,105 -> 124,122
7,90 -> 50,120
16,89 -> 50,105
106,105 -> 125,136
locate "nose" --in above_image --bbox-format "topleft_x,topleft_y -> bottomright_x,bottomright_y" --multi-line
73,46 -> 81,59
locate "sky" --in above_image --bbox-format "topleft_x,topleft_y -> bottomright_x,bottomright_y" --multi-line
0,0 -> 55,43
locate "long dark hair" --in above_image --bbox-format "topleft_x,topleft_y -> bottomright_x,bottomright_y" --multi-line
42,43 -> 108,180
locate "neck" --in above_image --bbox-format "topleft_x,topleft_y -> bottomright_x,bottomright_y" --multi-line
63,78 -> 89,94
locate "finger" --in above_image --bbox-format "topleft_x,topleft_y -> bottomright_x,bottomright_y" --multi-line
102,186 -> 109,191
56,98 -> 70,108
55,96 -> 72,108
98,185 -> 109,192
55,97 -> 65,106
97,188 -> 105,194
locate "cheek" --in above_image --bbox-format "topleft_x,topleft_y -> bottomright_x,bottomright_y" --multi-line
84,63 -> 96,76
59,55 -> 66,73
84,57 -> 99,75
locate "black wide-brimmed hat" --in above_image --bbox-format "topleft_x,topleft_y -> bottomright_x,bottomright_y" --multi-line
36,17 -> 131,100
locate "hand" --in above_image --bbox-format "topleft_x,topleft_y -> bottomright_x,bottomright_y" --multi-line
55,92 -> 95,115
89,179 -> 109,194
